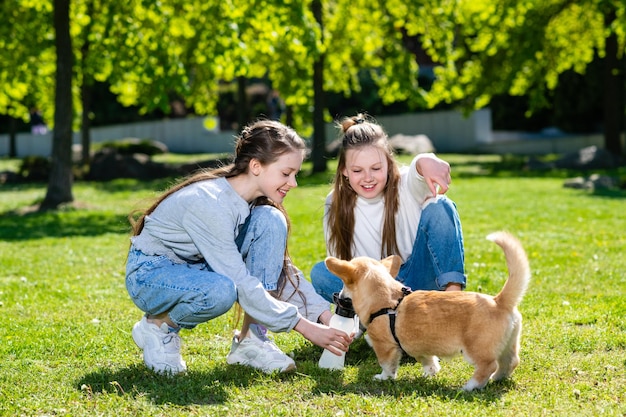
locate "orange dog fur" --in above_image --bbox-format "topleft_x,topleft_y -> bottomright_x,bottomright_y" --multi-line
325,231 -> 530,391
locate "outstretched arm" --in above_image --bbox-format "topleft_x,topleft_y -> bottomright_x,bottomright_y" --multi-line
294,318 -> 353,356
415,153 -> 452,197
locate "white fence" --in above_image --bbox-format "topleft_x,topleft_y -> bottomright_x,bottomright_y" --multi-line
0,110 -> 493,158
0,116 -> 235,157
369,109 -> 493,151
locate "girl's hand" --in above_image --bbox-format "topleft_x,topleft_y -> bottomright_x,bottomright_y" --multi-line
294,318 -> 354,356
416,153 -> 452,197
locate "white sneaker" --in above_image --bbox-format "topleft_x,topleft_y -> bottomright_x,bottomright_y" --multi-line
226,324 -> 296,373
131,315 -> 187,375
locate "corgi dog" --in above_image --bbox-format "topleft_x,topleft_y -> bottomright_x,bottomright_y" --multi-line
325,231 -> 530,391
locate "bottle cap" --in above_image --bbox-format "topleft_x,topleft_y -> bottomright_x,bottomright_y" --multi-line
332,292 -> 356,318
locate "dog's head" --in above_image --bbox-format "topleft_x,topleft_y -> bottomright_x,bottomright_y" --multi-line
325,255 -> 402,318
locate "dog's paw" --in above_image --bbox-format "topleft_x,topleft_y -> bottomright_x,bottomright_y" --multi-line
462,377 -> 487,391
373,372 -> 396,381
422,363 -> 441,377
422,356 -> 441,377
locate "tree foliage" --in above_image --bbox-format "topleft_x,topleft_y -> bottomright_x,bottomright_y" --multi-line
101,1 -> 319,131
391,0 -> 625,154
0,1 -> 56,123
101,0 -> 422,135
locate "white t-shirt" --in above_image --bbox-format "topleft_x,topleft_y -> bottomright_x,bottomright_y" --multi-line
324,155 -> 433,263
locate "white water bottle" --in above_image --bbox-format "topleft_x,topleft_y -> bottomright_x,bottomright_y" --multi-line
318,293 -> 359,370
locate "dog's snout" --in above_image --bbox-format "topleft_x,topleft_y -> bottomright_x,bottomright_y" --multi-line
333,292 -> 356,318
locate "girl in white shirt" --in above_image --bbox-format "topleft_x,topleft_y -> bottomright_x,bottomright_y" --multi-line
311,114 -> 466,303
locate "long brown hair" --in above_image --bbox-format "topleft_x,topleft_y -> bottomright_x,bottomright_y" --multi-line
327,114 -> 400,260
129,119 -> 307,302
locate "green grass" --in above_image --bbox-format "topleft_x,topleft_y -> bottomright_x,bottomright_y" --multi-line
0,154 -> 625,416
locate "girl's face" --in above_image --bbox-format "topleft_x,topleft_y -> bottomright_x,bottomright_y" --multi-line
256,150 -> 303,203
342,146 -> 389,199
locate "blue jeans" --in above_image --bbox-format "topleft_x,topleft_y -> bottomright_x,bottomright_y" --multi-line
311,197 -> 466,303
126,205 -> 287,328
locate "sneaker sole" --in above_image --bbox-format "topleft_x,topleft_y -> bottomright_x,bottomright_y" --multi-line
226,355 -> 296,374
282,362 -> 297,373
227,361 -> 297,374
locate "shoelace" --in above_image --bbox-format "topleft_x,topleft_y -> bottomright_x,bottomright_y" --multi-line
162,334 -> 181,352
251,326 -> 282,353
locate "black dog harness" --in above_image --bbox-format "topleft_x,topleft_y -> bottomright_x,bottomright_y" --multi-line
367,286 -> 412,355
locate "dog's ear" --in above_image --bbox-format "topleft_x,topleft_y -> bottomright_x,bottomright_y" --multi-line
381,255 -> 402,278
325,257 -> 355,285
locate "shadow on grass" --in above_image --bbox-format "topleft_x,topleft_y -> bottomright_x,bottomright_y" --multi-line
77,365 -> 230,405
450,155 -> 626,199
589,187 -> 626,199
0,177 -> 177,196
0,209 -> 130,241
77,363 -> 302,406
293,337 -> 514,402
310,363 -> 516,403
77,344 -> 513,407
0,178 -> 176,241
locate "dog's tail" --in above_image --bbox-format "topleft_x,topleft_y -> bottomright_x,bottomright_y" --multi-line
488,231 -> 530,311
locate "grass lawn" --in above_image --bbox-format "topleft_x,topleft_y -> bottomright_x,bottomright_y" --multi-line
0,153 -> 624,416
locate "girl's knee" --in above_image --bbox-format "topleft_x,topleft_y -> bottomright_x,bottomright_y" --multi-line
192,276 -> 237,316
171,279 -> 237,328
211,280 -> 238,315
310,261 -> 341,303
310,261 -> 327,290
422,197 -> 459,225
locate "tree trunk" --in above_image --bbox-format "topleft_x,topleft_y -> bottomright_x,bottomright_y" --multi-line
8,116 -> 17,158
40,0 -> 74,211
311,0 -> 327,173
237,76 -> 247,132
603,10 -> 624,156
80,16 -> 93,167
81,81 -> 92,166
285,105 -> 293,128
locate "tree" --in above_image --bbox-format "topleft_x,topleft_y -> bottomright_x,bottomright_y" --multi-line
311,0 -> 326,173
1,0 -> 196,209
105,0 -> 321,128
0,0 -> 76,210
392,0 -> 625,156
40,0 -> 74,210
304,0 -> 424,171
602,7 -> 624,156
3,1 -> 309,208
73,2 -> 147,166
1,0 -> 133,209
